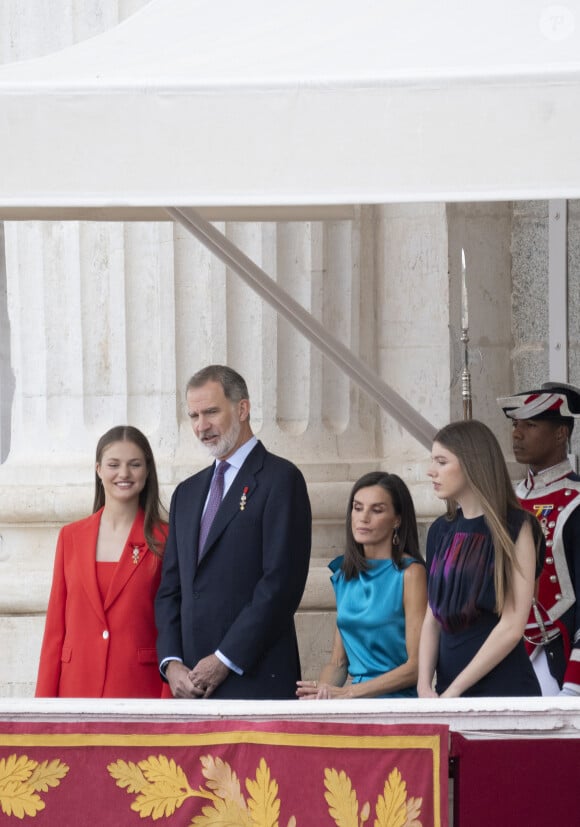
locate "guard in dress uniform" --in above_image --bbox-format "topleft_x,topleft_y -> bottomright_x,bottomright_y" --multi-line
498,382 -> 580,696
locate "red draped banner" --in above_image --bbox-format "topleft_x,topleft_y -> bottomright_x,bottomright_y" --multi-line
0,720 -> 448,825
450,732 -> 580,826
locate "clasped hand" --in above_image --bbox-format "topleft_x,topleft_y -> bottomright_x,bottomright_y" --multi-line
166,655 -> 229,699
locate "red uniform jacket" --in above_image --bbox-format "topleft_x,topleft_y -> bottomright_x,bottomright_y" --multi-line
36,508 -> 168,698
517,461 -> 580,692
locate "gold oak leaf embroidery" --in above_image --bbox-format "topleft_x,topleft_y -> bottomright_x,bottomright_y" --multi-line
109,753 -> 296,826
245,758 -> 280,827
191,795 -> 252,827
324,768 -> 367,827
403,796 -> 423,827
325,766 -> 422,827
108,755 -> 194,820
199,754 -> 246,809
191,755 -> 250,827
375,767 -> 423,827
107,759 -> 149,795
0,754 -> 69,819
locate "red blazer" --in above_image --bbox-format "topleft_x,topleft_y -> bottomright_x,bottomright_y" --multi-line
36,508 -> 169,698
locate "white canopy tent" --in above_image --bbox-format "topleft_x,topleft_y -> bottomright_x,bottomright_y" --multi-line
0,0 -> 578,445
0,0 -> 579,214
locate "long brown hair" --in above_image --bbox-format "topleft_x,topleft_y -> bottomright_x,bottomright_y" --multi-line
93,426 -> 167,557
342,471 -> 423,580
434,420 -> 539,612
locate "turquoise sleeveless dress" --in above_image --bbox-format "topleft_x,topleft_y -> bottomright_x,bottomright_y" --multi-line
329,555 -> 420,698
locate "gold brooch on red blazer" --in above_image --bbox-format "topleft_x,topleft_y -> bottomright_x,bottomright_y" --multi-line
240,486 -> 249,511
131,543 -> 145,565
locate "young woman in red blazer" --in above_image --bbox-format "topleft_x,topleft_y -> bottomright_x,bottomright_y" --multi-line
36,426 -> 169,698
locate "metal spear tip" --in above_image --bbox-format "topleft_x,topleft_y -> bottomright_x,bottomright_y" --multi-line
461,248 -> 468,330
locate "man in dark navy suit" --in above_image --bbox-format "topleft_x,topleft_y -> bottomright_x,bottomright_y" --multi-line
155,365 -> 312,699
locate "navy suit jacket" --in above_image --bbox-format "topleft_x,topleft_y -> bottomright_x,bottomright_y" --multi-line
155,440 -> 312,699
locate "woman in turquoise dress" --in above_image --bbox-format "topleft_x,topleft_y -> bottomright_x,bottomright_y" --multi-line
418,420 -> 544,698
297,472 -> 427,699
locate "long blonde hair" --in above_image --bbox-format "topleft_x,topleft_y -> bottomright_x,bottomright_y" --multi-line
434,420 -> 535,612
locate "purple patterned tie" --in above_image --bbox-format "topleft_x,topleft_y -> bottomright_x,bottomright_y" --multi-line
198,461 -> 230,560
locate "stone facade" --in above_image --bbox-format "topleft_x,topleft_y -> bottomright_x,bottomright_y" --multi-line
1,1 -> 578,697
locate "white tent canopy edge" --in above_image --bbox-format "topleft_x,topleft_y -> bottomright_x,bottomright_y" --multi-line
0,0 -> 579,213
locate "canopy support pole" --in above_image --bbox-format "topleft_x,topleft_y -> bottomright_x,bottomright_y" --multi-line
166,206 -> 437,449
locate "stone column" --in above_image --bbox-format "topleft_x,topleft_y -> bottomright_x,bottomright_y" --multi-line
510,200 -> 580,460
170,215 -> 378,474
374,204 -> 450,523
